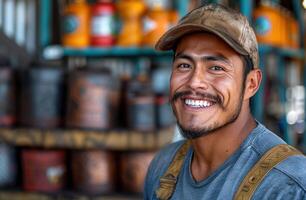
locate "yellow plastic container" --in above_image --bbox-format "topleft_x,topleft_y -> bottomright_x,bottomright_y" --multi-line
117,0 -> 146,47
280,8 -> 290,48
142,9 -> 178,47
278,8 -> 300,49
142,8 -> 173,47
62,0 -> 90,48
289,15 -> 300,49
253,3 -> 283,47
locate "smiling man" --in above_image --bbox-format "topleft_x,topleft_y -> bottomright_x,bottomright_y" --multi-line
144,4 -> 306,200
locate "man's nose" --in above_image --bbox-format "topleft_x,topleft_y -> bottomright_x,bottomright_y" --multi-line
187,67 -> 209,90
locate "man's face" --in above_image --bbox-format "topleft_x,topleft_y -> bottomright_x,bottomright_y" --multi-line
170,32 -> 246,139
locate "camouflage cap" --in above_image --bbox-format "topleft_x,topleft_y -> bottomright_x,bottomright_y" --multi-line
155,4 -> 259,68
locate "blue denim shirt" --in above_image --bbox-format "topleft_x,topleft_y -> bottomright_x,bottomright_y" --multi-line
144,123 -> 306,199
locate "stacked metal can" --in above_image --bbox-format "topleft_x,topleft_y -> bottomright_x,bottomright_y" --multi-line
0,67 -> 16,127
21,149 -> 66,192
0,143 -> 17,187
66,68 -> 119,130
127,80 -> 156,132
120,150 -> 156,193
18,66 -> 66,128
71,150 -> 116,194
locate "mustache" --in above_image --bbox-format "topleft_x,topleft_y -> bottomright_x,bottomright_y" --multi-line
171,90 -> 222,104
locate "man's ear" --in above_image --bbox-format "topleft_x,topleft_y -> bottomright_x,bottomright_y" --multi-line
243,69 -> 262,100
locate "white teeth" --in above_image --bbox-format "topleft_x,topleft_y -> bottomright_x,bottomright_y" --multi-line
184,99 -> 212,108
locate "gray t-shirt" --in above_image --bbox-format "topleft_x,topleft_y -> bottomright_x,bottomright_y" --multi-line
144,123 -> 306,199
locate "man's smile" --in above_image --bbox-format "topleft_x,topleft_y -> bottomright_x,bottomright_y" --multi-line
183,98 -> 215,109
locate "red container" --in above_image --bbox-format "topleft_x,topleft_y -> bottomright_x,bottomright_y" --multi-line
21,149 -> 66,192
90,0 -> 116,47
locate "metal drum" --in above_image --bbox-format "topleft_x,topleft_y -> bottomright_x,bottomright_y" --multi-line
155,94 -> 175,128
21,149 -> 66,192
127,80 -> 155,132
66,68 -> 119,130
19,66 -> 66,128
71,150 -> 115,194
0,143 -> 16,187
0,67 -> 16,127
120,151 -> 156,193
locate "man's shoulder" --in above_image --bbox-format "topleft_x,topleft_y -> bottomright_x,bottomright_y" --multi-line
274,154 -> 306,191
245,123 -> 306,198
253,154 -> 306,199
250,123 -> 287,154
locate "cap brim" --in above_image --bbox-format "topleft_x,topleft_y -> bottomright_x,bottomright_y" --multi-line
155,24 -> 248,56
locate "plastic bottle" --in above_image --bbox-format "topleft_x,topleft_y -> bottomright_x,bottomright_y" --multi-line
117,0 -> 146,47
253,1 -> 283,47
90,0 -> 116,47
142,8 -> 170,47
142,0 -> 178,47
62,0 -> 90,48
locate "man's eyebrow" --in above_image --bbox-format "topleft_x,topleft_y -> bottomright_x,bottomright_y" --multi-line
203,55 -> 232,66
174,52 -> 193,61
174,52 -> 233,67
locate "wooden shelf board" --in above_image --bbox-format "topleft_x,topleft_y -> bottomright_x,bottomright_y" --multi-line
0,127 -> 174,150
0,191 -> 142,200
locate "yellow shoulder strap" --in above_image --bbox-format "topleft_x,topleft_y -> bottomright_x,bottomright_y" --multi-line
155,140 -> 191,200
234,144 -> 302,200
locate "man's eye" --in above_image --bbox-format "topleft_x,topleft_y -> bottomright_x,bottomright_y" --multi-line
210,66 -> 224,71
177,63 -> 190,69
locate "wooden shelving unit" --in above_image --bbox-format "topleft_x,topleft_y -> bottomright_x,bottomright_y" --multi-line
0,191 -> 142,200
0,127 -> 174,150
0,127 -> 174,200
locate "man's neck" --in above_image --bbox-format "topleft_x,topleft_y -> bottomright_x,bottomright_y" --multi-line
190,108 -> 257,182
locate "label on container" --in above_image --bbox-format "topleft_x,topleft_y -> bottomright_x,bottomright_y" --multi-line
46,166 -> 65,184
91,14 -> 115,36
63,15 -> 79,34
254,16 -> 271,35
143,16 -> 157,34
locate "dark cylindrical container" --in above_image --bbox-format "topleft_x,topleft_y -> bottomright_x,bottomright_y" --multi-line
19,67 -> 65,128
155,94 -> 175,128
71,150 -> 115,194
0,68 -> 16,126
127,80 -> 155,132
0,143 -> 17,187
66,68 -> 119,130
21,149 -> 66,192
120,151 -> 155,193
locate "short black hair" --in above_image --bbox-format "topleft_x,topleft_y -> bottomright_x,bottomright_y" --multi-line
240,55 -> 254,104
242,55 -> 254,82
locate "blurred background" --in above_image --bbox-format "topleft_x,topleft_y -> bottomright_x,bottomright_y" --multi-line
0,0 -> 304,199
